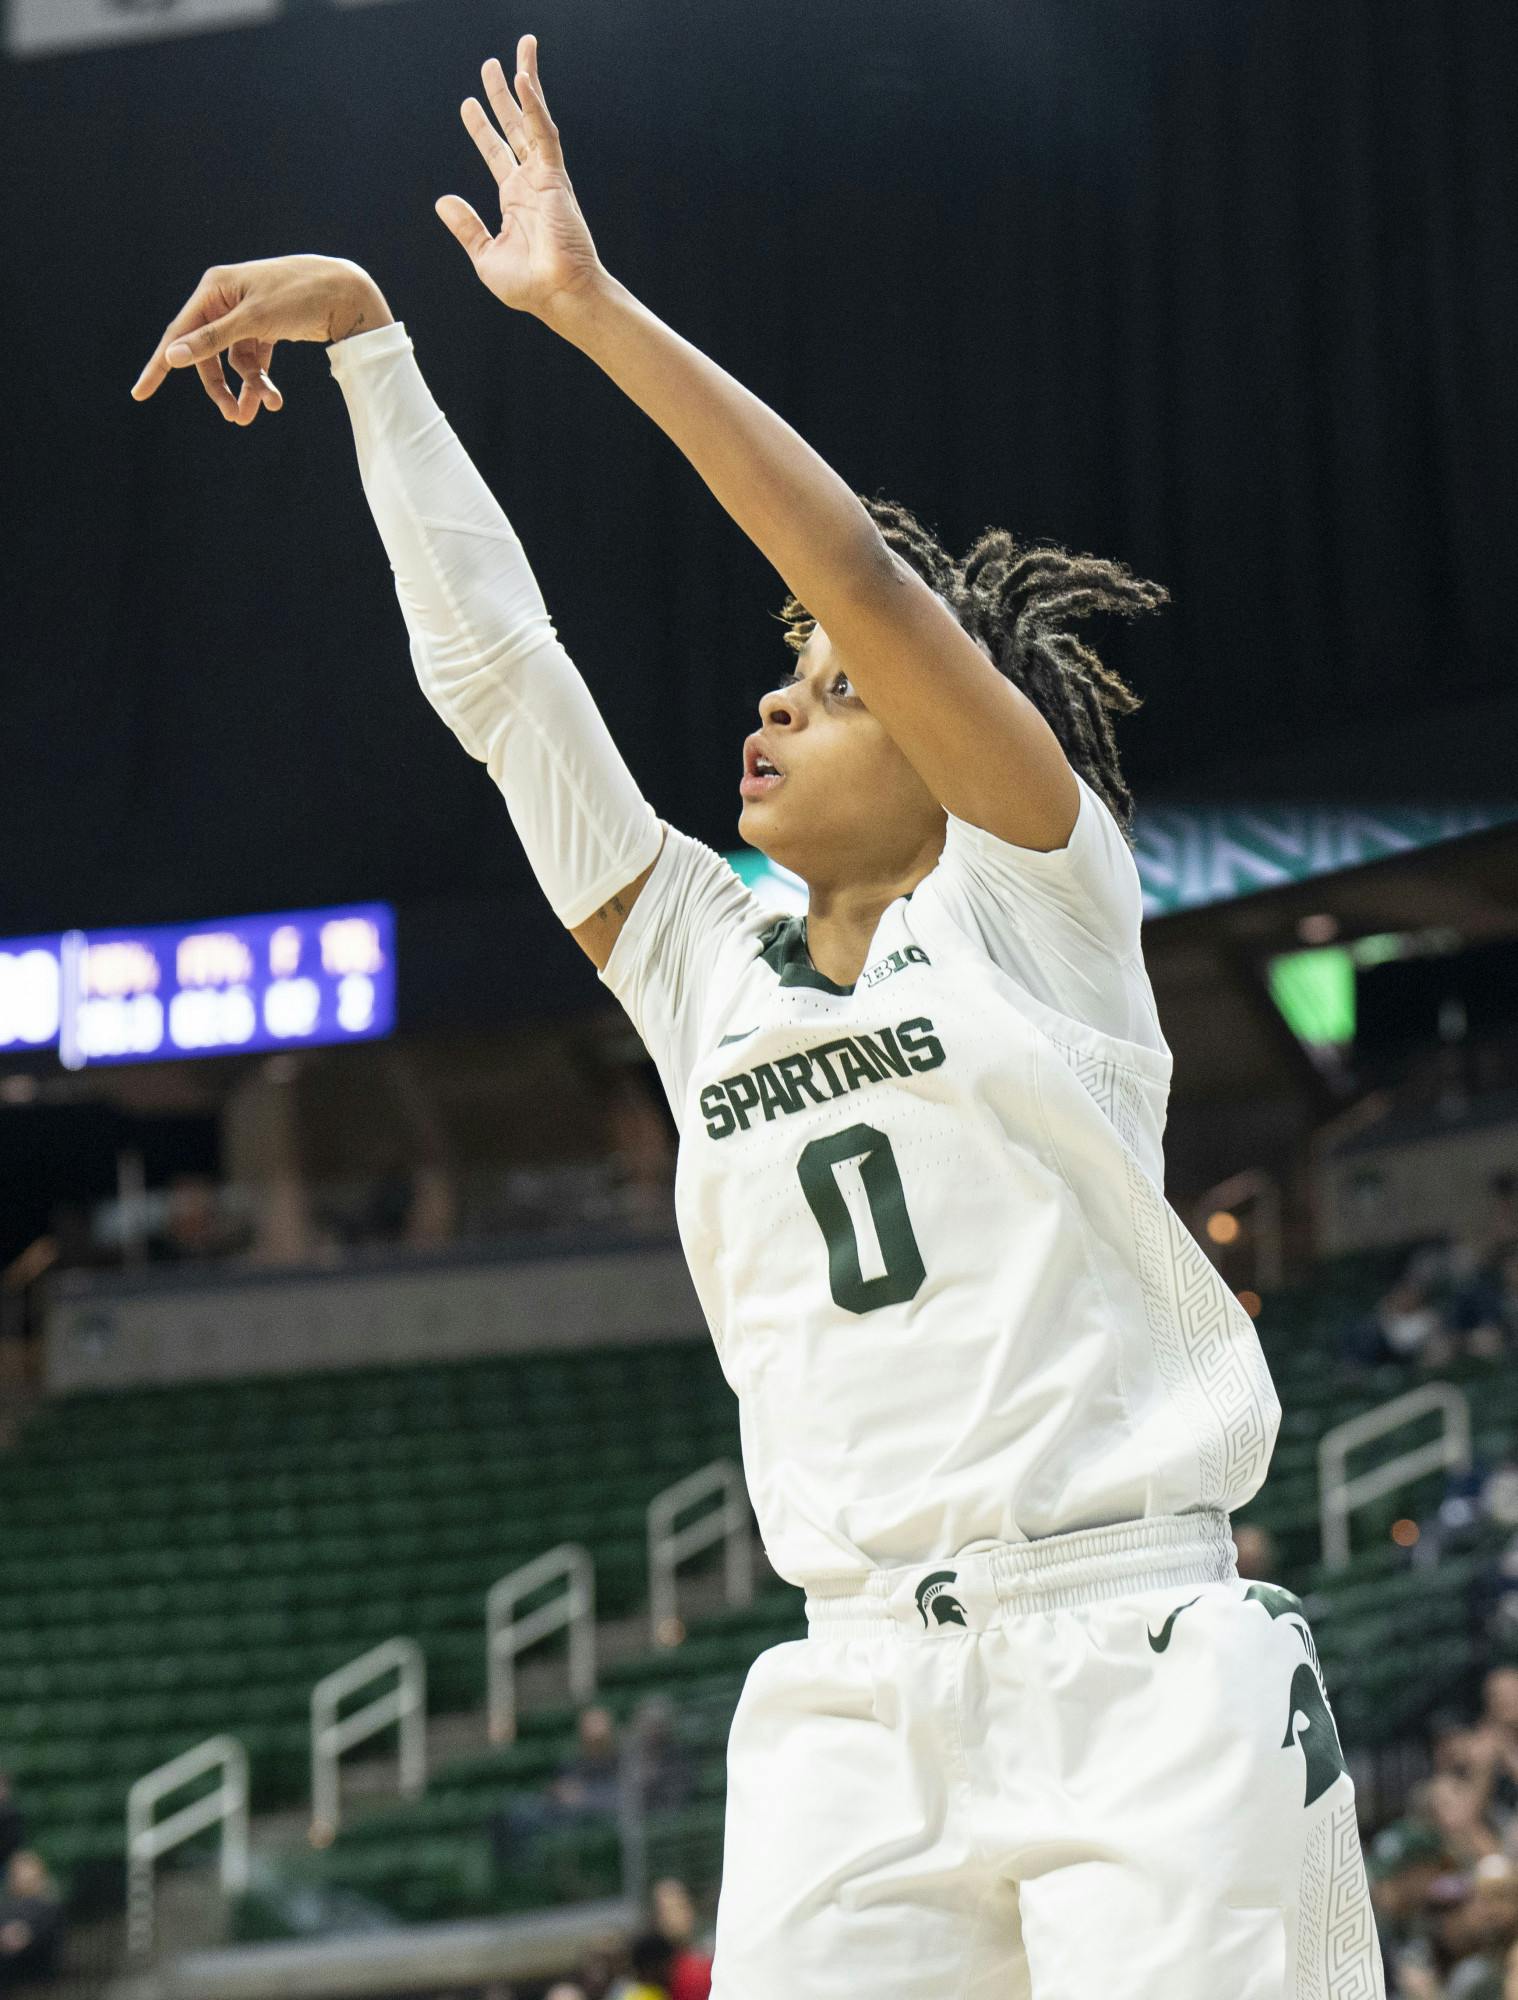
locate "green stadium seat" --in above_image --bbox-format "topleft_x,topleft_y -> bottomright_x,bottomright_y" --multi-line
0,1335 -> 743,1898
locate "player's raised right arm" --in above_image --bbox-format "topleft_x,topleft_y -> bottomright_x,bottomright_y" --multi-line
132,254 -> 665,970
323,292 -> 667,969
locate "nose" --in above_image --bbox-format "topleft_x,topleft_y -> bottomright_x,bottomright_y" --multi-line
758,685 -> 796,728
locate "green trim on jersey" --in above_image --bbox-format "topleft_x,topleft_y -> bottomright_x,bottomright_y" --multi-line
756,899 -> 916,997
757,915 -> 855,995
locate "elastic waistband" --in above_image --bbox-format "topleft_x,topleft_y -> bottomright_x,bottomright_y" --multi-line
802,1511 -> 1237,1632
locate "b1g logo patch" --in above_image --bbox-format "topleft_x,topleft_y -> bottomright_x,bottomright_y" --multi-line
915,1570 -> 968,1629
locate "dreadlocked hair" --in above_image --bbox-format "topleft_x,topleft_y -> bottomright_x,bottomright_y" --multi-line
772,495 -> 1167,842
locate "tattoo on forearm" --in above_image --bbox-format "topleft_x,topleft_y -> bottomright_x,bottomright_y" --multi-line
330,307 -> 370,342
591,894 -> 627,927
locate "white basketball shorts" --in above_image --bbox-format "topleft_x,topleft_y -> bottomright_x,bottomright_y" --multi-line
711,1510 -> 1385,1999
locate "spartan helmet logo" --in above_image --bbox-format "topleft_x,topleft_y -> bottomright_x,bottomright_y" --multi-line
914,1569 -> 968,1629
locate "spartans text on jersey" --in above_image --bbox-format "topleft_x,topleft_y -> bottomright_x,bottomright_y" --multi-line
700,1018 -> 946,1141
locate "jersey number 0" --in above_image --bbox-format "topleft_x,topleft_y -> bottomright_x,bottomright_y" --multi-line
796,1121 -> 926,1315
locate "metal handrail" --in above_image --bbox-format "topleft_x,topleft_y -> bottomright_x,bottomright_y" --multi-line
487,1543 -> 596,1744
309,1636 -> 427,1842
126,1734 -> 249,1959
1319,1382 -> 1472,1571
647,1459 -> 753,1646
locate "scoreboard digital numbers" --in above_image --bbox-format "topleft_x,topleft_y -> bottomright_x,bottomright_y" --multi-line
0,904 -> 395,1070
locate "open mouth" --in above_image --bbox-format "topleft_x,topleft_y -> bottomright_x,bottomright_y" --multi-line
741,741 -> 785,798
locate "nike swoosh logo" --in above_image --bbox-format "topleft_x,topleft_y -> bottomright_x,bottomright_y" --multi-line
1147,1595 -> 1202,1653
718,1027 -> 759,1046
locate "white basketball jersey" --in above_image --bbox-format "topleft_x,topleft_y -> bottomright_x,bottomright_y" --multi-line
600,771 -> 1280,1587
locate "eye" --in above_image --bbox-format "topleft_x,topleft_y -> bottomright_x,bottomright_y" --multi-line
766,669 -> 855,699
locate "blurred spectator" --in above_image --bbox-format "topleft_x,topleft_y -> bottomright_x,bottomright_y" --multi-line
651,1878 -> 713,2000
1416,1772 -> 1505,1871
1475,1173 -> 1518,1269
611,1931 -> 677,2000
1233,1522 -> 1277,1581
0,1782 -> 23,1875
1343,1219 -> 1518,1385
554,1706 -> 623,1814
1431,1717 -> 1484,1778
630,1699 -> 696,1815
0,1850 -> 63,1990
149,1174 -> 252,1263
1411,1468 -> 1496,1574
575,1944 -> 619,2000
1476,1530 -> 1518,1661
1447,1249 -> 1518,1363
1343,1248 -> 1457,1373
489,1705 -> 622,1876
1368,1816 -> 1449,1993
544,1987 -> 587,2000
1462,1671 -> 1518,1831
1429,1852 -> 1518,1999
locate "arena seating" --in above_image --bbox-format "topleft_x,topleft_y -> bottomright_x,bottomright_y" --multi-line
0,1338 -> 739,1897
235,1586 -> 807,1935
1233,1246 -> 1518,1746
4,1242 -> 1513,1932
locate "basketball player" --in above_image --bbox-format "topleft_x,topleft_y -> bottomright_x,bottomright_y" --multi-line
132,34 -> 1385,1998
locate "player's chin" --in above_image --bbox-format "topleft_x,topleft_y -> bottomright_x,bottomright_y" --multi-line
737,783 -> 794,851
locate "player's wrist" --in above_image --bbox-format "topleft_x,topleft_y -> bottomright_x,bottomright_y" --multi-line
535,266 -> 628,347
325,268 -> 395,346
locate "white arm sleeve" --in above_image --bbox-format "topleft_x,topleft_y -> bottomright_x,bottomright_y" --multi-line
327,320 -> 663,928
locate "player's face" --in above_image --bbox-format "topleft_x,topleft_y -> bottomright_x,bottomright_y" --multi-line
739,622 -> 945,881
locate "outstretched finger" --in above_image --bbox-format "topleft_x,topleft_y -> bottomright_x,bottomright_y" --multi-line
434,194 -> 494,263
130,304 -> 251,421
132,288 -> 219,401
524,56 -> 568,173
518,32 -> 550,114
461,95 -> 518,187
481,57 -> 529,161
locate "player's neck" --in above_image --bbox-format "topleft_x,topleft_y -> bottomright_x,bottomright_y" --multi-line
803,871 -> 927,986
788,820 -> 945,986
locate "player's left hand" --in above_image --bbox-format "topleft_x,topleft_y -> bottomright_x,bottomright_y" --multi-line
436,34 -> 609,324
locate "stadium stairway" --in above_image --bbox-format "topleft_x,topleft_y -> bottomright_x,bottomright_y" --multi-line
0,1336 -> 741,1910
234,1582 -> 806,1937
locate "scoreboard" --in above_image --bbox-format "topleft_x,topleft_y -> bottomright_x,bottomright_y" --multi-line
0,903 -> 395,1070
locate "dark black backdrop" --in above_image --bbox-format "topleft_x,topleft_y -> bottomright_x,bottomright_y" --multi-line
2,0 -> 1514,947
